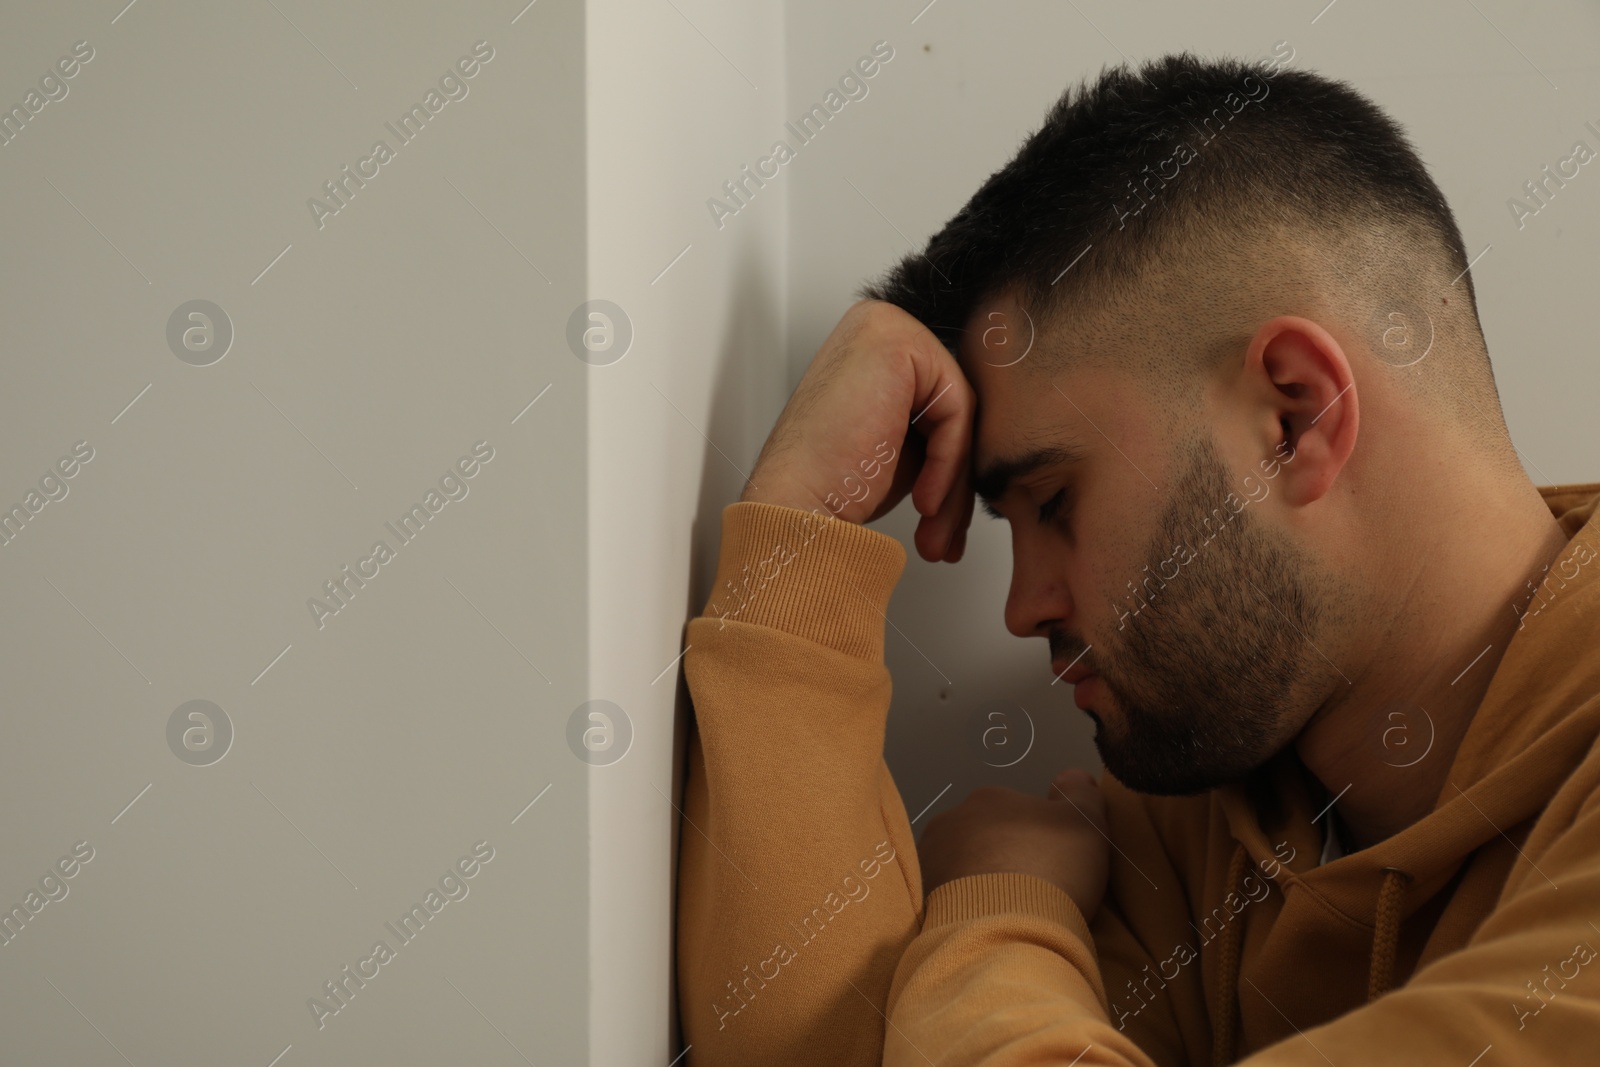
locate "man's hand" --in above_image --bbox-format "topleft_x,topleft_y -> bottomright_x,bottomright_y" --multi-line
741,299 -> 976,563
917,768 -> 1112,920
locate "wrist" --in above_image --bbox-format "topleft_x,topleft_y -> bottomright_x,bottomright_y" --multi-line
740,473 -> 837,519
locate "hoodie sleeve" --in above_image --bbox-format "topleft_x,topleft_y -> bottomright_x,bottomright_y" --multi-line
881,775 -> 1205,1067
883,727 -> 1600,1066
676,501 -> 924,1067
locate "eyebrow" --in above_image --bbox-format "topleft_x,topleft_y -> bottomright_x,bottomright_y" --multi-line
972,442 -> 1090,507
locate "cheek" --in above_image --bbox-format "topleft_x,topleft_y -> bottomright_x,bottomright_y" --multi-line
1085,522 -> 1179,636
1074,542 -> 1137,642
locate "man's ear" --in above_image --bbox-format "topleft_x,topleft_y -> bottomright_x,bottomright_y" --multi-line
1247,315 -> 1357,507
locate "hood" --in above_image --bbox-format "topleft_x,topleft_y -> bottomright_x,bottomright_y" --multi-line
1206,481 -> 1600,1061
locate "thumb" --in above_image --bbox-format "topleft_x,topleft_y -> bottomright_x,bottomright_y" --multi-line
1049,766 -> 1097,798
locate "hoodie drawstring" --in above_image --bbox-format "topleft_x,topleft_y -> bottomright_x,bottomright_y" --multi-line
1368,867 -> 1411,1001
1212,844 -> 1250,1067
1211,846 -> 1412,1066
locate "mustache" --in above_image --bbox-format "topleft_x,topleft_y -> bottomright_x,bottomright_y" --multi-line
1050,632 -> 1093,669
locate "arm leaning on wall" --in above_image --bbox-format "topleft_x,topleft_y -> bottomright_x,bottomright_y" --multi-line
882,729 -> 1600,1066
677,500 -> 924,1067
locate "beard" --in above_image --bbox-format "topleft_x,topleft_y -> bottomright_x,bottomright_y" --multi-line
1057,432 -> 1340,795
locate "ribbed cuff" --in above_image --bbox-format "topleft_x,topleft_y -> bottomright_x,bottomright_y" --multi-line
699,501 -> 907,661
922,872 -> 1096,948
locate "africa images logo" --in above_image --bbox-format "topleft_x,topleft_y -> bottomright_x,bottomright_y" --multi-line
306,41 -> 495,231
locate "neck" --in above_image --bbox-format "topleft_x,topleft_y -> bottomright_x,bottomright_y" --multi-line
1294,471 -> 1570,852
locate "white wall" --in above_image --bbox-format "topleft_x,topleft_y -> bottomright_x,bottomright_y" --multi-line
586,2 -> 788,1065
782,0 -> 1600,826
0,1 -> 589,1063
0,0 -> 792,1062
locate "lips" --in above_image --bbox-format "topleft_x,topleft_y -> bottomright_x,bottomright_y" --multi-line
1052,660 -> 1096,686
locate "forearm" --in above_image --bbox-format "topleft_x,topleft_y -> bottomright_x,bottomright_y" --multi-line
884,872 -> 1158,1067
677,501 -> 923,1066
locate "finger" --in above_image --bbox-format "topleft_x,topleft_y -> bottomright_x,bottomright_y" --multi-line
916,457 -> 970,563
908,353 -> 973,522
914,427 -> 974,563
943,469 -> 976,563
946,525 -> 968,563
890,429 -> 927,503
935,460 -> 972,561
1049,767 -> 1096,798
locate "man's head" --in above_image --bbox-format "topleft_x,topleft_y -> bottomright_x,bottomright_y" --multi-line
857,52 -> 1523,795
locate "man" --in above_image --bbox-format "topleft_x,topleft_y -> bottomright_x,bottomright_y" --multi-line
675,51 -> 1600,1065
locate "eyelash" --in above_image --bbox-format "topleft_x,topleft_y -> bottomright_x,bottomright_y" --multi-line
1037,488 -> 1069,526
981,488 -> 1072,528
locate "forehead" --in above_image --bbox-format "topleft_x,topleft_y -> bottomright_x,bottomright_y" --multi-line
958,290 -> 1076,482
957,287 -> 1041,394
958,289 -> 1153,500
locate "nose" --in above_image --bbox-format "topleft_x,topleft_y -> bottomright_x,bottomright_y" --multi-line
1003,529 -> 1074,640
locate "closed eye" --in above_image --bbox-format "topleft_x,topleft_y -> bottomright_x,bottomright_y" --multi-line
980,488 -> 1070,526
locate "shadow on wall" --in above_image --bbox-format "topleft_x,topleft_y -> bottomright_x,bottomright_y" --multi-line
668,241 -> 788,1056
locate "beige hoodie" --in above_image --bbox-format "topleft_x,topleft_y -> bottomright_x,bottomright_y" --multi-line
677,483 -> 1600,1065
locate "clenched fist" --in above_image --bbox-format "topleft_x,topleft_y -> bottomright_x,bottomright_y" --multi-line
741,299 -> 977,563
917,768 -> 1112,920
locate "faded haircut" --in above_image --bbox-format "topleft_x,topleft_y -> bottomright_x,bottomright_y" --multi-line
857,51 -> 1513,459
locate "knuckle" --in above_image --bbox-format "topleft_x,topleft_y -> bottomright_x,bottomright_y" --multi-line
855,299 -> 899,336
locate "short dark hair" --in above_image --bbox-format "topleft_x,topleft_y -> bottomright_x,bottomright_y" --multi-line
858,51 -> 1510,451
